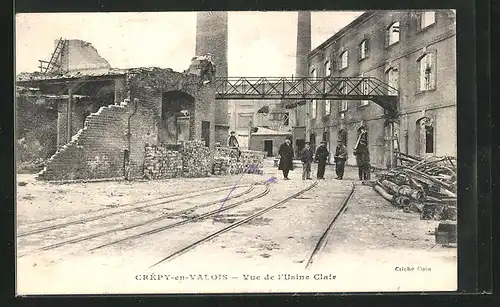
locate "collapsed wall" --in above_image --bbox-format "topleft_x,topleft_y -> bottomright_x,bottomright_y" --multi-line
38,104 -> 130,180
36,66 -> 217,181
60,39 -> 112,74
34,64 -> 265,182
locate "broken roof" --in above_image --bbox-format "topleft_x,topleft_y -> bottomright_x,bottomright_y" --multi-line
15,67 -> 182,83
16,69 -> 128,83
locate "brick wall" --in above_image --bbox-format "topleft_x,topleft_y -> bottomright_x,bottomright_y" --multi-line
38,104 -> 129,180
143,145 -> 183,179
191,85 -> 216,150
56,99 -> 68,148
60,39 -> 112,74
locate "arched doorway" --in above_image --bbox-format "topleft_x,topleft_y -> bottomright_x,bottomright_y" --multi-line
416,117 -> 434,157
160,91 -> 195,146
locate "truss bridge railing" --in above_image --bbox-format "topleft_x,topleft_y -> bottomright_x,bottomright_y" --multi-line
214,76 -> 399,114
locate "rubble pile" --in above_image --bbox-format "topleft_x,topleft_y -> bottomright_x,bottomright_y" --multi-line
142,144 -> 266,179
240,150 -> 266,175
212,157 -> 232,175
214,146 -> 239,160
212,147 -> 236,176
212,147 -> 266,175
182,140 -> 212,178
143,146 -> 183,179
373,153 -> 457,221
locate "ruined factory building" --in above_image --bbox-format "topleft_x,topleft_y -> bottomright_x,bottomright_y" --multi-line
16,39 -> 218,181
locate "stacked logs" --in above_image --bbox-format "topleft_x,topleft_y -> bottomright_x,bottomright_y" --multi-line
182,140 -> 212,178
143,146 -> 183,179
373,153 -> 457,221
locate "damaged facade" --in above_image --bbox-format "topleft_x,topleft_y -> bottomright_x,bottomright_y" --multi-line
16,39 -> 263,181
303,10 -> 456,168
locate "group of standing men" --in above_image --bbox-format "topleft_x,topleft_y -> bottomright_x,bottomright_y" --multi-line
277,127 -> 371,181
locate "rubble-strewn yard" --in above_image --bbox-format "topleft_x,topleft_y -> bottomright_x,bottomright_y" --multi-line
16,159 -> 457,294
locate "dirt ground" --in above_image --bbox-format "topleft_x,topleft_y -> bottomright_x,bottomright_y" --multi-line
16,159 -> 457,294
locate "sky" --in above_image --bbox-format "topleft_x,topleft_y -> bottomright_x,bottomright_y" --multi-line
15,11 -> 363,77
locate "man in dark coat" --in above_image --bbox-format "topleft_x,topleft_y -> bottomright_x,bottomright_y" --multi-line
299,142 -> 314,180
227,131 -> 241,159
353,127 -> 371,180
278,137 -> 294,180
314,141 -> 330,179
334,139 -> 348,180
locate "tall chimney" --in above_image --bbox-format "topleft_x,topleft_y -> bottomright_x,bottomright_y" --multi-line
195,12 -> 228,132
294,11 -> 311,128
296,11 -> 312,78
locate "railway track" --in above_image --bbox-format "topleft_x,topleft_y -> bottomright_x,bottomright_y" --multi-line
305,182 -> 356,269
148,180 -> 319,268
89,183 -> 272,251
18,183 -> 270,257
18,184 -> 253,237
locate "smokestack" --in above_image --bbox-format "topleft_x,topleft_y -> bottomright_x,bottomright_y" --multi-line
296,11 -> 312,78
195,11 -> 229,131
294,11 -> 311,128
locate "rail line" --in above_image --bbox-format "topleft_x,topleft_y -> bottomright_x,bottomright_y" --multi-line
21,184 -> 241,227
89,183 -> 273,252
18,184 -> 252,237
17,184 -> 261,257
305,182 -> 356,269
148,180 -> 319,268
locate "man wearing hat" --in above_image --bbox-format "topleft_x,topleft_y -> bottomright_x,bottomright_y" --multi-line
299,142 -> 314,180
353,126 -> 371,180
278,136 -> 294,180
227,131 -> 241,159
334,139 -> 348,180
314,141 -> 330,179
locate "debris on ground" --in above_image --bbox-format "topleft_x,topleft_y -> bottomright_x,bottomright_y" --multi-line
17,158 -> 47,174
372,152 -> 457,221
181,141 -> 213,178
212,146 -> 265,176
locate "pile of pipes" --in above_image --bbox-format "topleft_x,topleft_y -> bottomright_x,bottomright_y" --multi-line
182,140 -> 212,178
373,153 -> 457,221
143,146 -> 183,179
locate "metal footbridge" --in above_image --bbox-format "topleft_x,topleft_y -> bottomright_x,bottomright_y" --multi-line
214,76 -> 398,115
